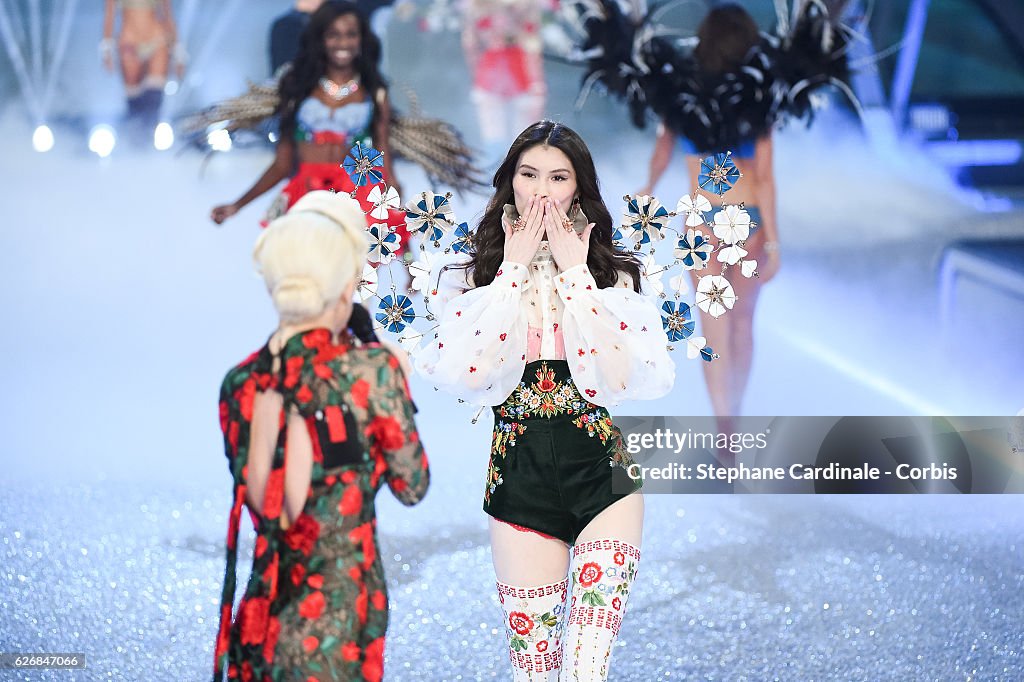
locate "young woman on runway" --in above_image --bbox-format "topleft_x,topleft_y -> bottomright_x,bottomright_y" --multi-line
638,4 -> 780,432
210,1 -> 407,236
102,0 -> 185,130
214,190 -> 429,681
415,121 -> 674,680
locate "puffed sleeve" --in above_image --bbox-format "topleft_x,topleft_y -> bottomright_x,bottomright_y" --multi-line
556,264 -> 675,406
413,254 -> 529,406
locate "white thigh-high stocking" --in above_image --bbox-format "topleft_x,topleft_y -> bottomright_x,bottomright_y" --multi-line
559,539 -> 641,681
497,578 -> 569,681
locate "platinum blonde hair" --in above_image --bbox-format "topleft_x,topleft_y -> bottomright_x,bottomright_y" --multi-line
253,191 -> 370,323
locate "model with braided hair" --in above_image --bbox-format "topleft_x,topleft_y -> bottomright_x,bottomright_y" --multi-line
210,1 -> 407,235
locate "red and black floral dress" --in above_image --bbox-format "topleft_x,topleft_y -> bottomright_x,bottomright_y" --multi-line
214,328 -> 429,681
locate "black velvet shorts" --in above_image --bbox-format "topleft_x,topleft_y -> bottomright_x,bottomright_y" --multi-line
483,360 -> 641,545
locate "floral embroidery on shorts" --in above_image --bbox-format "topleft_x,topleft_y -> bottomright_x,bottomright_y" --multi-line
485,420 -> 527,503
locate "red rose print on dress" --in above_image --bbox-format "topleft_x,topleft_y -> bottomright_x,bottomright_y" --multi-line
578,562 -> 603,588
302,635 -> 319,653
339,485 -> 363,515
363,637 -> 385,682
239,597 -> 269,645
284,514 -> 321,555
350,378 -> 370,409
298,590 -> 325,620
367,415 -> 405,451
508,611 -> 534,636
342,641 -> 360,661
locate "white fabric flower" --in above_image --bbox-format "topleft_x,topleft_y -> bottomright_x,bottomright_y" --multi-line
639,253 -> 664,296
695,274 -> 736,318
712,205 -> 752,244
668,273 -> 690,296
354,263 -> 378,303
676,193 -> 713,227
686,335 -> 707,360
740,259 -> 758,278
366,184 -> 401,220
408,250 -> 440,293
717,243 -> 748,266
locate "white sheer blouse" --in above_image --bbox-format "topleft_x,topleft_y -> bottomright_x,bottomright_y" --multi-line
412,243 -> 676,407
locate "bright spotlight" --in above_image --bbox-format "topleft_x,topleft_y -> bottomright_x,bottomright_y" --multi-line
154,122 -> 174,151
206,128 -> 232,152
88,125 -> 117,158
32,124 -> 55,152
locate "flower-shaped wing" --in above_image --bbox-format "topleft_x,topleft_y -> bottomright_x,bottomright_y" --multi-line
375,294 -> 416,333
676,193 -> 713,227
640,253 -> 664,296
408,250 -> 439,293
698,153 -> 740,196
404,191 -> 456,243
619,194 -> 671,248
712,205 -> 752,245
450,222 -> 473,254
367,222 -> 400,264
740,259 -> 758,278
342,143 -> 385,187
668,273 -> 690,296
354,263 -> 378,303
685,335 -> 706,360
660,300 -> 694,342
717,243 -> 748,266
366,184 -> 401,220
695,274 -> 736,319
674,228 -> 713,270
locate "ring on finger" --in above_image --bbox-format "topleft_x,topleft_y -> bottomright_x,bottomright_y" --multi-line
561,216 -> 574,232
512,216 -> 527,232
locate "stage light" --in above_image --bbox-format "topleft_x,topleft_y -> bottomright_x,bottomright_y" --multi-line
88,125 -> 117,158
32,124 -> 54,152
206,128 -> 232,152
154,122 -> 174,151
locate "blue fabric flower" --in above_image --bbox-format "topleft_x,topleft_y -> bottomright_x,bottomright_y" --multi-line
674,228 -> 713,270
342,142 -> 385,187
451,222 -> 473,254
376,294 -> 416,333
620,194 -> 671,248
404,191 -> 455,244
698,153 -> 740,195
661,300 -> 694,342
367,223 -> 400,264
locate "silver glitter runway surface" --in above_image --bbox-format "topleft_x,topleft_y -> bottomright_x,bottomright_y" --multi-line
2,482 -> 1022,681
2,3 -> 1024,680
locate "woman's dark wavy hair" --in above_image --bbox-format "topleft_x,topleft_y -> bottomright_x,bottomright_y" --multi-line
694,3 -> 761,74
465,121 -> 641,292
277,1 -> 385,141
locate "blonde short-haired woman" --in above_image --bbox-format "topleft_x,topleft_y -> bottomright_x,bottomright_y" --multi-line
214,191 -> 430,682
